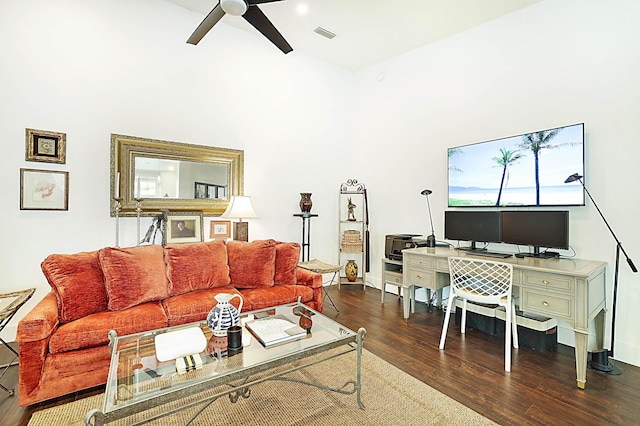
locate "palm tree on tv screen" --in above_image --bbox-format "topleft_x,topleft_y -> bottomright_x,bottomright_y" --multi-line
519,130 -> 561,205
492,147 -> 523,206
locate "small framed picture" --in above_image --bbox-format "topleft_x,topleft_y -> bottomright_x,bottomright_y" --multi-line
25,128 -> 67,164
164,212 -> 203,244
210,220 -> 231,239
20,168 -> 69,211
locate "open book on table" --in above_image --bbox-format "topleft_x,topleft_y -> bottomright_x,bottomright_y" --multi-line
245,314 -> 307,348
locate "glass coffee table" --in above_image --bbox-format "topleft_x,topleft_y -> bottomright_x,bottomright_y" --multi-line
85,302 -> 366,425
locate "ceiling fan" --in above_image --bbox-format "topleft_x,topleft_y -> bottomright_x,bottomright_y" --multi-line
186,0 -> 293,54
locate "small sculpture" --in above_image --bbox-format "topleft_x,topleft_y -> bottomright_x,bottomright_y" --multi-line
347,198 -> 357,221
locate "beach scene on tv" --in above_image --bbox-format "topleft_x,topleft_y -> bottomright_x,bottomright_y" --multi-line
448,123 -> 585,207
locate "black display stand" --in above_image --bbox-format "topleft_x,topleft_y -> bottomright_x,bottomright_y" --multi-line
293,213 -> 318,261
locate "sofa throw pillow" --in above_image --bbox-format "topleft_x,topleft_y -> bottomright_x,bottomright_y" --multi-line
274,241 -> 301,286
165,240 -> 231,296
99,245 -> 169,311
41,251 -> 108,323
227,239 -> 276,289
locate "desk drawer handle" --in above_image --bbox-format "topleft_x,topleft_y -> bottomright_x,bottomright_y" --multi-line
543,279 -> 550,284
416,274 -> 422,279
543,301 -> 549,306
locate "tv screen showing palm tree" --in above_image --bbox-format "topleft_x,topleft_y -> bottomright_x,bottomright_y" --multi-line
448,123 -> 585,207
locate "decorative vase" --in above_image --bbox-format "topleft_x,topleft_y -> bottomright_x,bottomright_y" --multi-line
345,260 -> 358,282
299,193 -> 313,213
207,293 -> 243,337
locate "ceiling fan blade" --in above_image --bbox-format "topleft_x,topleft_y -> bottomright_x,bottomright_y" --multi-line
187,4 -> 226,45
242,5 -> 292,54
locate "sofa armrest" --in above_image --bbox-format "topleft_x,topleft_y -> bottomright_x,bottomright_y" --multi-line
17,291 -> 59,343
295,267 -> 323,288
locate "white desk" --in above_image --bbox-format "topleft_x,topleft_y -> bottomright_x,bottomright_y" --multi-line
402,247 -> 607,390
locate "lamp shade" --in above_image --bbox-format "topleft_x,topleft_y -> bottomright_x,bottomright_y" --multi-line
221,196 -> 259,220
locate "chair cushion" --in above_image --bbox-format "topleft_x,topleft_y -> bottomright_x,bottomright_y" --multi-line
274,241 -> 301,286
165,240 -> 231,296
49,302 -> 168,354
227,239 -> 276,289
162,286 -> 242,327
99,245 -> 169,311
41,251 -> 107,323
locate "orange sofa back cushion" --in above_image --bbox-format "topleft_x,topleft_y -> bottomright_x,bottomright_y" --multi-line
99,245 -> 169,311
164,240 -> 231,296
41,251 -> 107,323
274,241 -> 301,285
227,239 -> 276,288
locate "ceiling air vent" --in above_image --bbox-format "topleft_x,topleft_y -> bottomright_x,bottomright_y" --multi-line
314,27 -> 336,39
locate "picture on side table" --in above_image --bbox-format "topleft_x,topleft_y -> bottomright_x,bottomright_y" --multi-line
164,212 -> 203,244
25,128 -> 67,164
20,168 -> 69,211
210,220 -> 231,239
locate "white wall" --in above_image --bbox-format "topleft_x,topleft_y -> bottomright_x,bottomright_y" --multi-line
1,0 -> 639,367
353,0 -> 640,365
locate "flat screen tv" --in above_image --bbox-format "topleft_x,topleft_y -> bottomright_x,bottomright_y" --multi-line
444,211 -> 502,250
501,210 -> 569,257
448,123 -> 585,207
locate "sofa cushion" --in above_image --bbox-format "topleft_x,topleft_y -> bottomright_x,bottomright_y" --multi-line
162,286 -> 243,327
41,251 -> 108,323
165,240 -> 231,296
274,242 -> 301,286
227,239 -> 276,289
49,302 -> 168,354
99,245 -> 169,311
239,285 -> 314,311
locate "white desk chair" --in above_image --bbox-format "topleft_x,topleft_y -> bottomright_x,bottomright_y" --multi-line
439,256 -> 518,372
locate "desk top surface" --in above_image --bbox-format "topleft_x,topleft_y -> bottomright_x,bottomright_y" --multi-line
403,247 -> 607,278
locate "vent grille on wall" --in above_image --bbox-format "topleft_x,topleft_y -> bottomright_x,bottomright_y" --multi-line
314,27 -> 336,39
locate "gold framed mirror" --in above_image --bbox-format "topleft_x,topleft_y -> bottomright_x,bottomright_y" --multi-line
110,134 -> 244,217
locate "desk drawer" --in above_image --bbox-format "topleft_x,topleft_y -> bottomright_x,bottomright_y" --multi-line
407,256 -> 435,269
521,288 -> 574,320
408,268 -> 435,287
383,270 -> 404,286
522,272 -> 574,292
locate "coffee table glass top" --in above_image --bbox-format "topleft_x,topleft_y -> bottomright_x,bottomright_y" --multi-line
103,302 -> 357,415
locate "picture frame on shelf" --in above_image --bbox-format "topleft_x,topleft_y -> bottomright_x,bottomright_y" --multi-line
164,212 -> 203,244
210,220 -> 231,239
20,168 -> 69,211
25,128 -> 67,164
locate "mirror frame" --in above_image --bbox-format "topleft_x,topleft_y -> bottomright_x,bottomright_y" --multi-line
110,134 -> 244,217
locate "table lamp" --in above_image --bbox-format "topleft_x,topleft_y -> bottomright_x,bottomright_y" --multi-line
221,196 -> 259,242
420,189 -> 436,248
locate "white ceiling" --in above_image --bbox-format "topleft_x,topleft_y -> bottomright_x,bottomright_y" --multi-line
166,0 -> 540,71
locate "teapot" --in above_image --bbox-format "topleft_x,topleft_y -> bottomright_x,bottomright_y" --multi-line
207,293 -> 244,337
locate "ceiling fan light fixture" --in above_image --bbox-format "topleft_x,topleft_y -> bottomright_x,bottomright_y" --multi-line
220,0 -> 248,16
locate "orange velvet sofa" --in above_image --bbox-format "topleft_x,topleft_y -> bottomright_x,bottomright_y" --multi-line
16,239 -> 322,406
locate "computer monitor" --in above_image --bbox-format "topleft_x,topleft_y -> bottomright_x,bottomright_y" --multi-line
501,210 -> 569,257
444,211 -> 502,250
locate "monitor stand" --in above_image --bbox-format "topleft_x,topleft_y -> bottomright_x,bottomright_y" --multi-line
457,241 -> 484,252
514,246 -> 560,259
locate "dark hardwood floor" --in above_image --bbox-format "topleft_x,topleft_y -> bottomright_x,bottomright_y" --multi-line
2,285 -> 638,425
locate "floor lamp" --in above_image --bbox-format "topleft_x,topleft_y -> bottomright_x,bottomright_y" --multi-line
565,173 -> 637,374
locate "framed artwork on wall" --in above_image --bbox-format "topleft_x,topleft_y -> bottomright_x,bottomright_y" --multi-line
210,220 -> 231,239
25,128 -> 67,164
164,212 -> 203,244
20,168 -> 69,211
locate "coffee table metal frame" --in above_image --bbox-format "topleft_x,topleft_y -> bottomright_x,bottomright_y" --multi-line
85,302 -> 366,426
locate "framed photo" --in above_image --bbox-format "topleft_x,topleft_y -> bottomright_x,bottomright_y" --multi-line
164,212 -> 203,244
210,220 -> 231,239
25,128 -> 67,164
20,168 -> 69,211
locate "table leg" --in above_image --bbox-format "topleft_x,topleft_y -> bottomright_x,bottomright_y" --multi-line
574,328 -> 589,389
403,286 -> 412,320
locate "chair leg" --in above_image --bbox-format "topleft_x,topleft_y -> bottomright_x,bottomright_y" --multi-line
461,299 -> 467,334
439,296 -> 455,349
505,303 -> 512,372
511,303 -> 519,349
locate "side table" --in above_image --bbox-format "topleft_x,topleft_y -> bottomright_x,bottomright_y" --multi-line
298,259 -> 340,312
0,288 -> 36,396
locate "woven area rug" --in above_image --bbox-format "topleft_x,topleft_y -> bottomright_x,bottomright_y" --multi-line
29,349 -> 495,425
